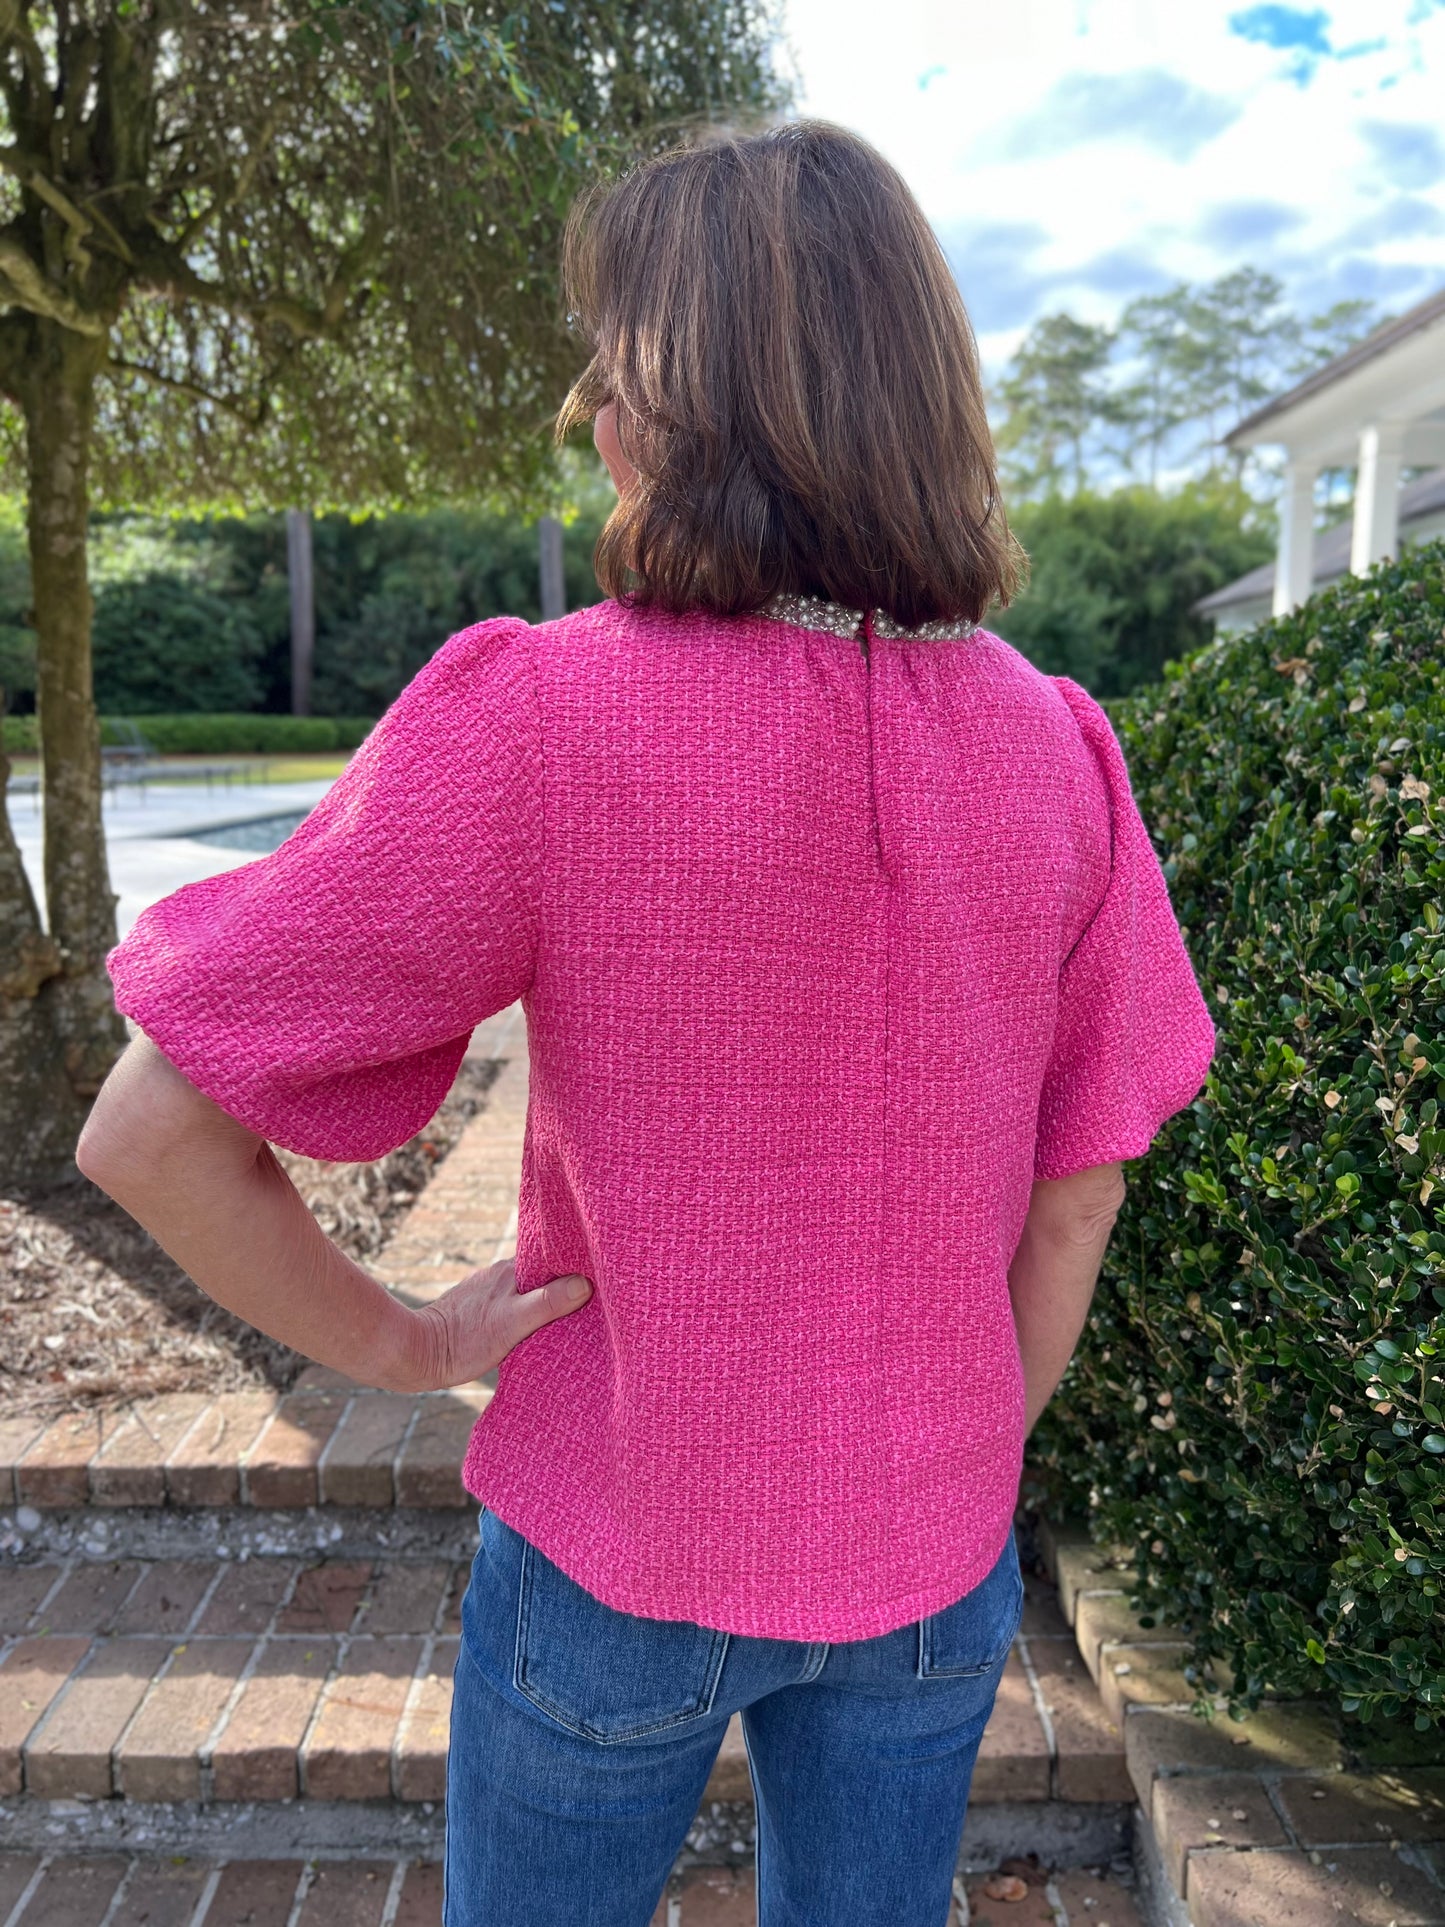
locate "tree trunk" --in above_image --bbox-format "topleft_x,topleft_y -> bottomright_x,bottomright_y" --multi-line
286,508 -> 315,717
538,515 -> 566,621
0,684 -> 85,1189
0,320 -> 127,1186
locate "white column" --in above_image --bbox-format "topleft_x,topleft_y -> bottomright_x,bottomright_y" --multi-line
1350,422 -> 1406,575
1273,460 -> 1318,617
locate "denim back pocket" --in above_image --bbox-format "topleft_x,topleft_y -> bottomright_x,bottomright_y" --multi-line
916,1532 -> 1025,1679
511,1530 -> 731,1744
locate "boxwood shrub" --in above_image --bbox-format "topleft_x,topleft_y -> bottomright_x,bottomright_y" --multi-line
3,713 -> 376,755
1029,539 -> 1445,1731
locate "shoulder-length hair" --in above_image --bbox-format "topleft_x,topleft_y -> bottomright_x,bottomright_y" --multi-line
556,119 -> 1022,630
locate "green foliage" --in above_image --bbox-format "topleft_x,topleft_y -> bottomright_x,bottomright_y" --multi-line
993,483 -> 1274,698
1030,541 -> 1445,1730
1118,269 -> 1343,465
0,502 -> 31,703
3,503 -> 607,720
995,271 -> 1381,497
994,315 -> 1119,497
1,2 -> 788,516
303,505 -> 607,716
93,576 -> 268,715
110,714 -> 374,753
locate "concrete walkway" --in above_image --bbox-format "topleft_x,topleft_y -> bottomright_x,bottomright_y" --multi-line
9,775 -> 335,936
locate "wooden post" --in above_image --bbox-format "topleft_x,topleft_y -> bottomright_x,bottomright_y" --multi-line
286,508 -> 315,717
539,516 -> 566,622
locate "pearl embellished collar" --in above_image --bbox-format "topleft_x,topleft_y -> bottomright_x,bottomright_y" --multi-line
756,592 -> 977,643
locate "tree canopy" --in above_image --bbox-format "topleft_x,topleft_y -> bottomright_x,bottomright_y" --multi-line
0,0 -> 786,514
994,269 -> 1381,499
0,494 -> 608,720
992,481 -> 1274,698
0,0 -> 785,1186
994,313 -> 1120,498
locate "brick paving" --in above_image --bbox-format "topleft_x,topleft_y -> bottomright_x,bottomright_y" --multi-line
371,1005 -> 528,1311
11,1522 -> 1418,1927
0,1855 -> 1144,1923
0,1555 -> 465,1804
1,1369 -> 493,1515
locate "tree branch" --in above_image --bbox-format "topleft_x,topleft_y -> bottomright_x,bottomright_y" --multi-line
134,210 -> 388,341
0,239 -> 106,336
171,108 -> 280,253
0,147 -> 145,273
132,244 -> 317,336
0,0 -> 50,112
74,191 -> 138,268
0,145 -> 97,272
105,353 -> 268,427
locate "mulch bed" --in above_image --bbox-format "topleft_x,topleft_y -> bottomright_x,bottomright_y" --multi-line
0,1058 -> 500,1418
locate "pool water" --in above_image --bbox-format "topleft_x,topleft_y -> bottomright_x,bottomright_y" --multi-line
185,810 -> 309,853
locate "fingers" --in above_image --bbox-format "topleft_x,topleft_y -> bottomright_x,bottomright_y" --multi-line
421,1265 -> 593,1390
510,1272 -> 593,1339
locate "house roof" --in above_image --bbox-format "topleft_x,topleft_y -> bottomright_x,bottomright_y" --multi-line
1226,286 -> 1445,447
1195,465 -> 1445,614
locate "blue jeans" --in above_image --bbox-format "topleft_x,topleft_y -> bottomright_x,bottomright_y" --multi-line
444,1506 -> 1024,1926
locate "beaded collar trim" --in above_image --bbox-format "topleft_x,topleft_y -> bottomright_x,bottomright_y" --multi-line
756,592 -> 977,643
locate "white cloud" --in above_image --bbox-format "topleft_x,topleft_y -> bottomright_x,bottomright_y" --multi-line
781,0 -> 1445,369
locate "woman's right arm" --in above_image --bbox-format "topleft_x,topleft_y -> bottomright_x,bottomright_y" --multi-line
1007,1162 -> 1125,1436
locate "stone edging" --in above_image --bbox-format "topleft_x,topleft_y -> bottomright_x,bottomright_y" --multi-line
1037,1520 -> 1445,1926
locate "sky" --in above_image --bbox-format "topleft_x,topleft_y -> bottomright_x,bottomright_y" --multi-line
781,0 -> 1445,375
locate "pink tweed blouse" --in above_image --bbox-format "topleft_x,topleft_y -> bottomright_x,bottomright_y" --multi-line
107,597 -> 1215,1642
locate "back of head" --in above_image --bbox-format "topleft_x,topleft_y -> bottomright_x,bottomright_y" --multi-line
558,120 -> 1021,631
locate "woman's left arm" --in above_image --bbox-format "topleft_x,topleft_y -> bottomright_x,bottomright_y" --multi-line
77,1032 -> 591,1394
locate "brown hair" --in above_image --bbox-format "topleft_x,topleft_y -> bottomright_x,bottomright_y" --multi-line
556,120 -> 1022,629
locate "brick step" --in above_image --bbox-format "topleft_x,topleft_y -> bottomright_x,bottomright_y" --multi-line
0,1852 -> 1150,1925
0,1854 -> 759,1926
0,1556 -> 1133,1868
0,1007 -> 533,1541
1,1554 -> 465,1814
1,1380 -> 491,1522
1038,1522 -> 1445,1927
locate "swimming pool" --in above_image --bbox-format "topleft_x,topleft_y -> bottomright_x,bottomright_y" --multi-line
185,810 -> 309,853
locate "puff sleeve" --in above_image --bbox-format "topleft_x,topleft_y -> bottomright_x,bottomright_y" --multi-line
1033,677 -> 1216,1182
106,617 -> 540,1162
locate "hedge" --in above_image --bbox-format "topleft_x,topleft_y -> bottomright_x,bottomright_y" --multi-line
993,480 -> 1273,698
1030,538 -> 1445,1731
0,505 -> 608,719
3,714 -> 375,755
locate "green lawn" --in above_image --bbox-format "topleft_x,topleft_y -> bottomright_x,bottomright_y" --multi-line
7,753 -> 352,783
243,755 -> 352,782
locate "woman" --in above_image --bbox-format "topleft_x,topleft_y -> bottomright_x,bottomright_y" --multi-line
81,122 -> 1214,1927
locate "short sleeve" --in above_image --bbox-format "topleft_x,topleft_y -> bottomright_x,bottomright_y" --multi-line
106,617 -> 540,1162
1033,677 -> 1216,1182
